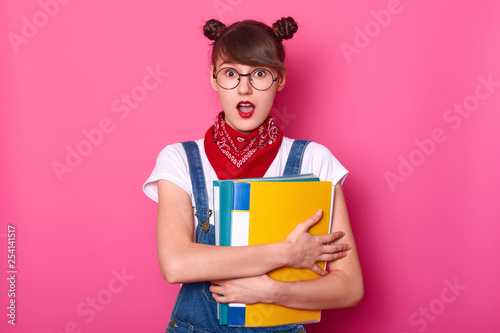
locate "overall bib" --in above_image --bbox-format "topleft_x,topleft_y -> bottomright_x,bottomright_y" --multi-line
165,140 -> 311,333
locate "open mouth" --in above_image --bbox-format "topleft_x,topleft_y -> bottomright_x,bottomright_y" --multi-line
237,101 -> 255,118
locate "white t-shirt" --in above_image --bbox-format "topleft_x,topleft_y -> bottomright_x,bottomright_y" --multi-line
143,137 -> 348,229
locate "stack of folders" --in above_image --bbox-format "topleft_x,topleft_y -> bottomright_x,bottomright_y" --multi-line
213,174 -> 335,327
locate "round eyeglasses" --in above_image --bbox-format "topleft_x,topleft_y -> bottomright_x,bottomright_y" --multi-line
213,67 -> 278,91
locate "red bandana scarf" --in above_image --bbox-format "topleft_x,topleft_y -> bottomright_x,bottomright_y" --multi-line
204,111 -> 283,180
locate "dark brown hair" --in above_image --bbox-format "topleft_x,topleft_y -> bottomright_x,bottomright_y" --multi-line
203,17 -> 298,73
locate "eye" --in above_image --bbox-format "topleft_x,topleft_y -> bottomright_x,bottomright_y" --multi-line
253,70 -> 267,78
223,69 -> 238,78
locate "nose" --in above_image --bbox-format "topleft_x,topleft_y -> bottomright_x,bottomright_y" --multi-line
237,74 -> 253,95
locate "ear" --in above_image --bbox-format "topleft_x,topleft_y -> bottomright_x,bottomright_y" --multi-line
276,66 -> 287,91
210,64 -> 219,92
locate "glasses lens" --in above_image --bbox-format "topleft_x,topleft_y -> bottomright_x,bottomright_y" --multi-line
216,68 -> 240,89
249,68 -> 274,90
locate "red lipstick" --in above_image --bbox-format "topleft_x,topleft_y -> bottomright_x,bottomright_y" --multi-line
237,101 -> 255,118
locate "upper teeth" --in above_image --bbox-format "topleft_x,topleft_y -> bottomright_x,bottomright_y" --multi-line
240,103 -> 252,106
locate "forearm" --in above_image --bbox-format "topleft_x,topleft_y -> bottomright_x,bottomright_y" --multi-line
270,269 -> 364,310
159,241 -> 289,284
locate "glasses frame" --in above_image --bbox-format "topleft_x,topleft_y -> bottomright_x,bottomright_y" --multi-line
212,67 -> 279,91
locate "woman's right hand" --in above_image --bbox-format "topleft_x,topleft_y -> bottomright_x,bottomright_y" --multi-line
283,209 -> 351,276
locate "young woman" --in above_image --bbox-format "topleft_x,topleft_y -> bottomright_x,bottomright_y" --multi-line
143,17 -> 363,333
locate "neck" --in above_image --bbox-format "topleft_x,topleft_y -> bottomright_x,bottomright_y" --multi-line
222,113 -> 258,135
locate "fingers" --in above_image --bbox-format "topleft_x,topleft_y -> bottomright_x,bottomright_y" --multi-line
210,283 -> 227,302
310,243 -> 351,275
211,288 -> 228,303
299,209 -> 323,230
318,250 -> 348,262
319,243 -> 351,260
323,243 -> 351,253
209,282 -> 221,293
316,231 -> 346,244
309,264 -> 329,277
212,293 -> 227,303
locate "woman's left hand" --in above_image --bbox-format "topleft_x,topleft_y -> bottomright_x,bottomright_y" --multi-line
210,274 -> 276,305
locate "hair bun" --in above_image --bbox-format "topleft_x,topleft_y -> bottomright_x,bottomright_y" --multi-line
272,17 -> 298,41
203,19 -> 227,40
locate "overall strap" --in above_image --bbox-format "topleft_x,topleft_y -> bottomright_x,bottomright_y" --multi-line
181,141 -> 211,232
283,140 -> 311,176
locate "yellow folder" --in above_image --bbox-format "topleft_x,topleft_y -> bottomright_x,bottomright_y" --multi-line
231,180 -> 334,327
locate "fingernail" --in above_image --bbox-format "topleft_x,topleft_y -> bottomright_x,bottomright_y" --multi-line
316,209 -> 322,215
347,245 -> 351,249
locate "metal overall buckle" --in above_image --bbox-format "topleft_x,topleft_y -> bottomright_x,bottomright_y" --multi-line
194,209 -> 212,232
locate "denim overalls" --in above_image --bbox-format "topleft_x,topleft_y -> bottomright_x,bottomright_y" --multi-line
165,140 -> 311,333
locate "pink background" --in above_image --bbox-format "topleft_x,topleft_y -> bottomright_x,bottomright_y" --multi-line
2,0 -> 499,332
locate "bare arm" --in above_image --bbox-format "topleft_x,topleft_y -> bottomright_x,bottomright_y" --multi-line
210,183 -> 364,309
156,179 -> 350,284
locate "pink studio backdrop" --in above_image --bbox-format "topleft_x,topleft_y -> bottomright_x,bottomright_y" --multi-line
1,0 -> 499,332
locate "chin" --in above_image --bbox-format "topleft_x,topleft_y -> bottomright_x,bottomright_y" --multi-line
224,109 -> 269,133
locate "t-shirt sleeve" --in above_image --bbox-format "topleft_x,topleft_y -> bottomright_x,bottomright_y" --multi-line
142,143 -> 192,203
301,141 -> 349,186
